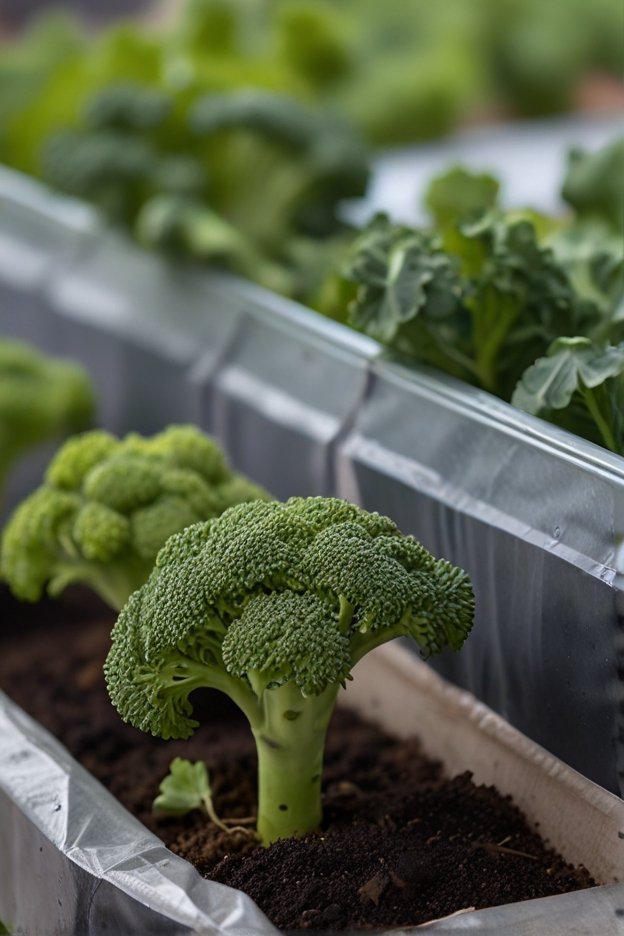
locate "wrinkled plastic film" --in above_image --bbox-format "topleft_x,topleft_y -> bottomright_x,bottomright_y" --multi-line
0,690 -> 278,936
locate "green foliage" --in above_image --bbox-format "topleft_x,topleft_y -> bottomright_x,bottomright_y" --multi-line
512,338 -> 624,453
344,210 -> 594,398
2,0 -> 622,285
153,757 -> 214,816
425,166 -> 500,228
0,425 -> 270,610
0,339 -> 94,498
335,146 -> 624,450
2,0 -> 622,157
105,496 -> 474,843
561,137 -> 624,232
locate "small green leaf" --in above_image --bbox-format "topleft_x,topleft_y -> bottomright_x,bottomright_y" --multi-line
153,757 -> 212,816
345,215 -> 462,344
512,337 -> 624,414
562,137 -> 624,231
425,166 -> 500,228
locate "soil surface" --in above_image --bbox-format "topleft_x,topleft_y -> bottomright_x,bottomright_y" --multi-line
0,588 -> 596,929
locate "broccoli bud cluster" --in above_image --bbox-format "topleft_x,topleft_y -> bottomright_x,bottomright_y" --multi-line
104,496 -> 474,843
0,425 -> 269,610
0,338 -> 94,497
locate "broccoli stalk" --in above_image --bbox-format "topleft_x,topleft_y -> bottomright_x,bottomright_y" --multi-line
0,424 -> 270,610
0,338 -> 94,499
104,497 -> 474,844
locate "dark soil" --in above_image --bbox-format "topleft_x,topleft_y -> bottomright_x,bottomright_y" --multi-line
0,588 -> 596,930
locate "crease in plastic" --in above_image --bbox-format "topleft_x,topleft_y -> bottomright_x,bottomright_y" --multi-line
0,690 -> 277,936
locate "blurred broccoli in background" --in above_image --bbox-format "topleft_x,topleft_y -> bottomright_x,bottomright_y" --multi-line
0,0 -> 621,303
0,338 -> 94,501
39,81 -> 369,299
0,424 -> 270,610
1,0 -> 622,177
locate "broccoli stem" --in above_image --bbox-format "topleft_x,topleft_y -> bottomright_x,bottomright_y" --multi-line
581,384 -> 617,453
252,681 -> 340,845
48,555 -> 153,611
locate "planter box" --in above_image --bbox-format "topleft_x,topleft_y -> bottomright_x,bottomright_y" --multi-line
0,167 -> 623,795
1,643 -> 622,935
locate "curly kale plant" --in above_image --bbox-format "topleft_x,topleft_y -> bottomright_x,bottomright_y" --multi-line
336,139 -> 624,451
0,338 -> 94,498
104,496 -> 474,844
1,425 -> 269,610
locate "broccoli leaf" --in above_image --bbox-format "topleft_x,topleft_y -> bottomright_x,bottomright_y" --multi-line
153,757 -> 213,816
512,337 -> 624,453
561,137 -> 624,232
345,215 -> 466,364
425,166 -> 500,228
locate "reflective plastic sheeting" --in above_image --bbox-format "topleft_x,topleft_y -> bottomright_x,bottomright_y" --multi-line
0,690 -> 277,936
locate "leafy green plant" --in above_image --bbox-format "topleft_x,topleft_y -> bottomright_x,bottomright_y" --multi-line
335,140 -> 624,451
0,425 -> 270,610
105,496 -> 474,844
512,338 -> 624,452
343,210 -> 596,399
561,137 -> 624,232
154,757 -> 255,835
0,338 -> 94,500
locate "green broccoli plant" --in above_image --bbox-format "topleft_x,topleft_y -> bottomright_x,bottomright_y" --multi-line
0,424 -> 269,611
0,338 -> 94,500
104,496 -> 474,845
512,337 -> 624,453
154,757 -> 255,835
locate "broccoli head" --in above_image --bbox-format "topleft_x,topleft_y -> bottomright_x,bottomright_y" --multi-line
0,338 -> 94,498
104,496 -> 474,844
0,424 -> 270,611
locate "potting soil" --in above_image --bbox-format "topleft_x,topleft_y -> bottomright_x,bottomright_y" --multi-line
0,588 -> 595,930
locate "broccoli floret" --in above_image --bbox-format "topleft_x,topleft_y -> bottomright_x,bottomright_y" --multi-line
104,496 -> 474,844
0,425 -> 270,611
188,89 -> 369,252
0,338 -> 94,499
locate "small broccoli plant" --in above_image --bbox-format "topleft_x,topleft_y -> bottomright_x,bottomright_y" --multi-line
0,425 -> 269,611
0,338 -> 94,498
104,497 -> 474,845
154,757 -> 255,836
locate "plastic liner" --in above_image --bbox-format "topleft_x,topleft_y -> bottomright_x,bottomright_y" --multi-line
0,689 -> 277,936
2,644 -> 623,935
